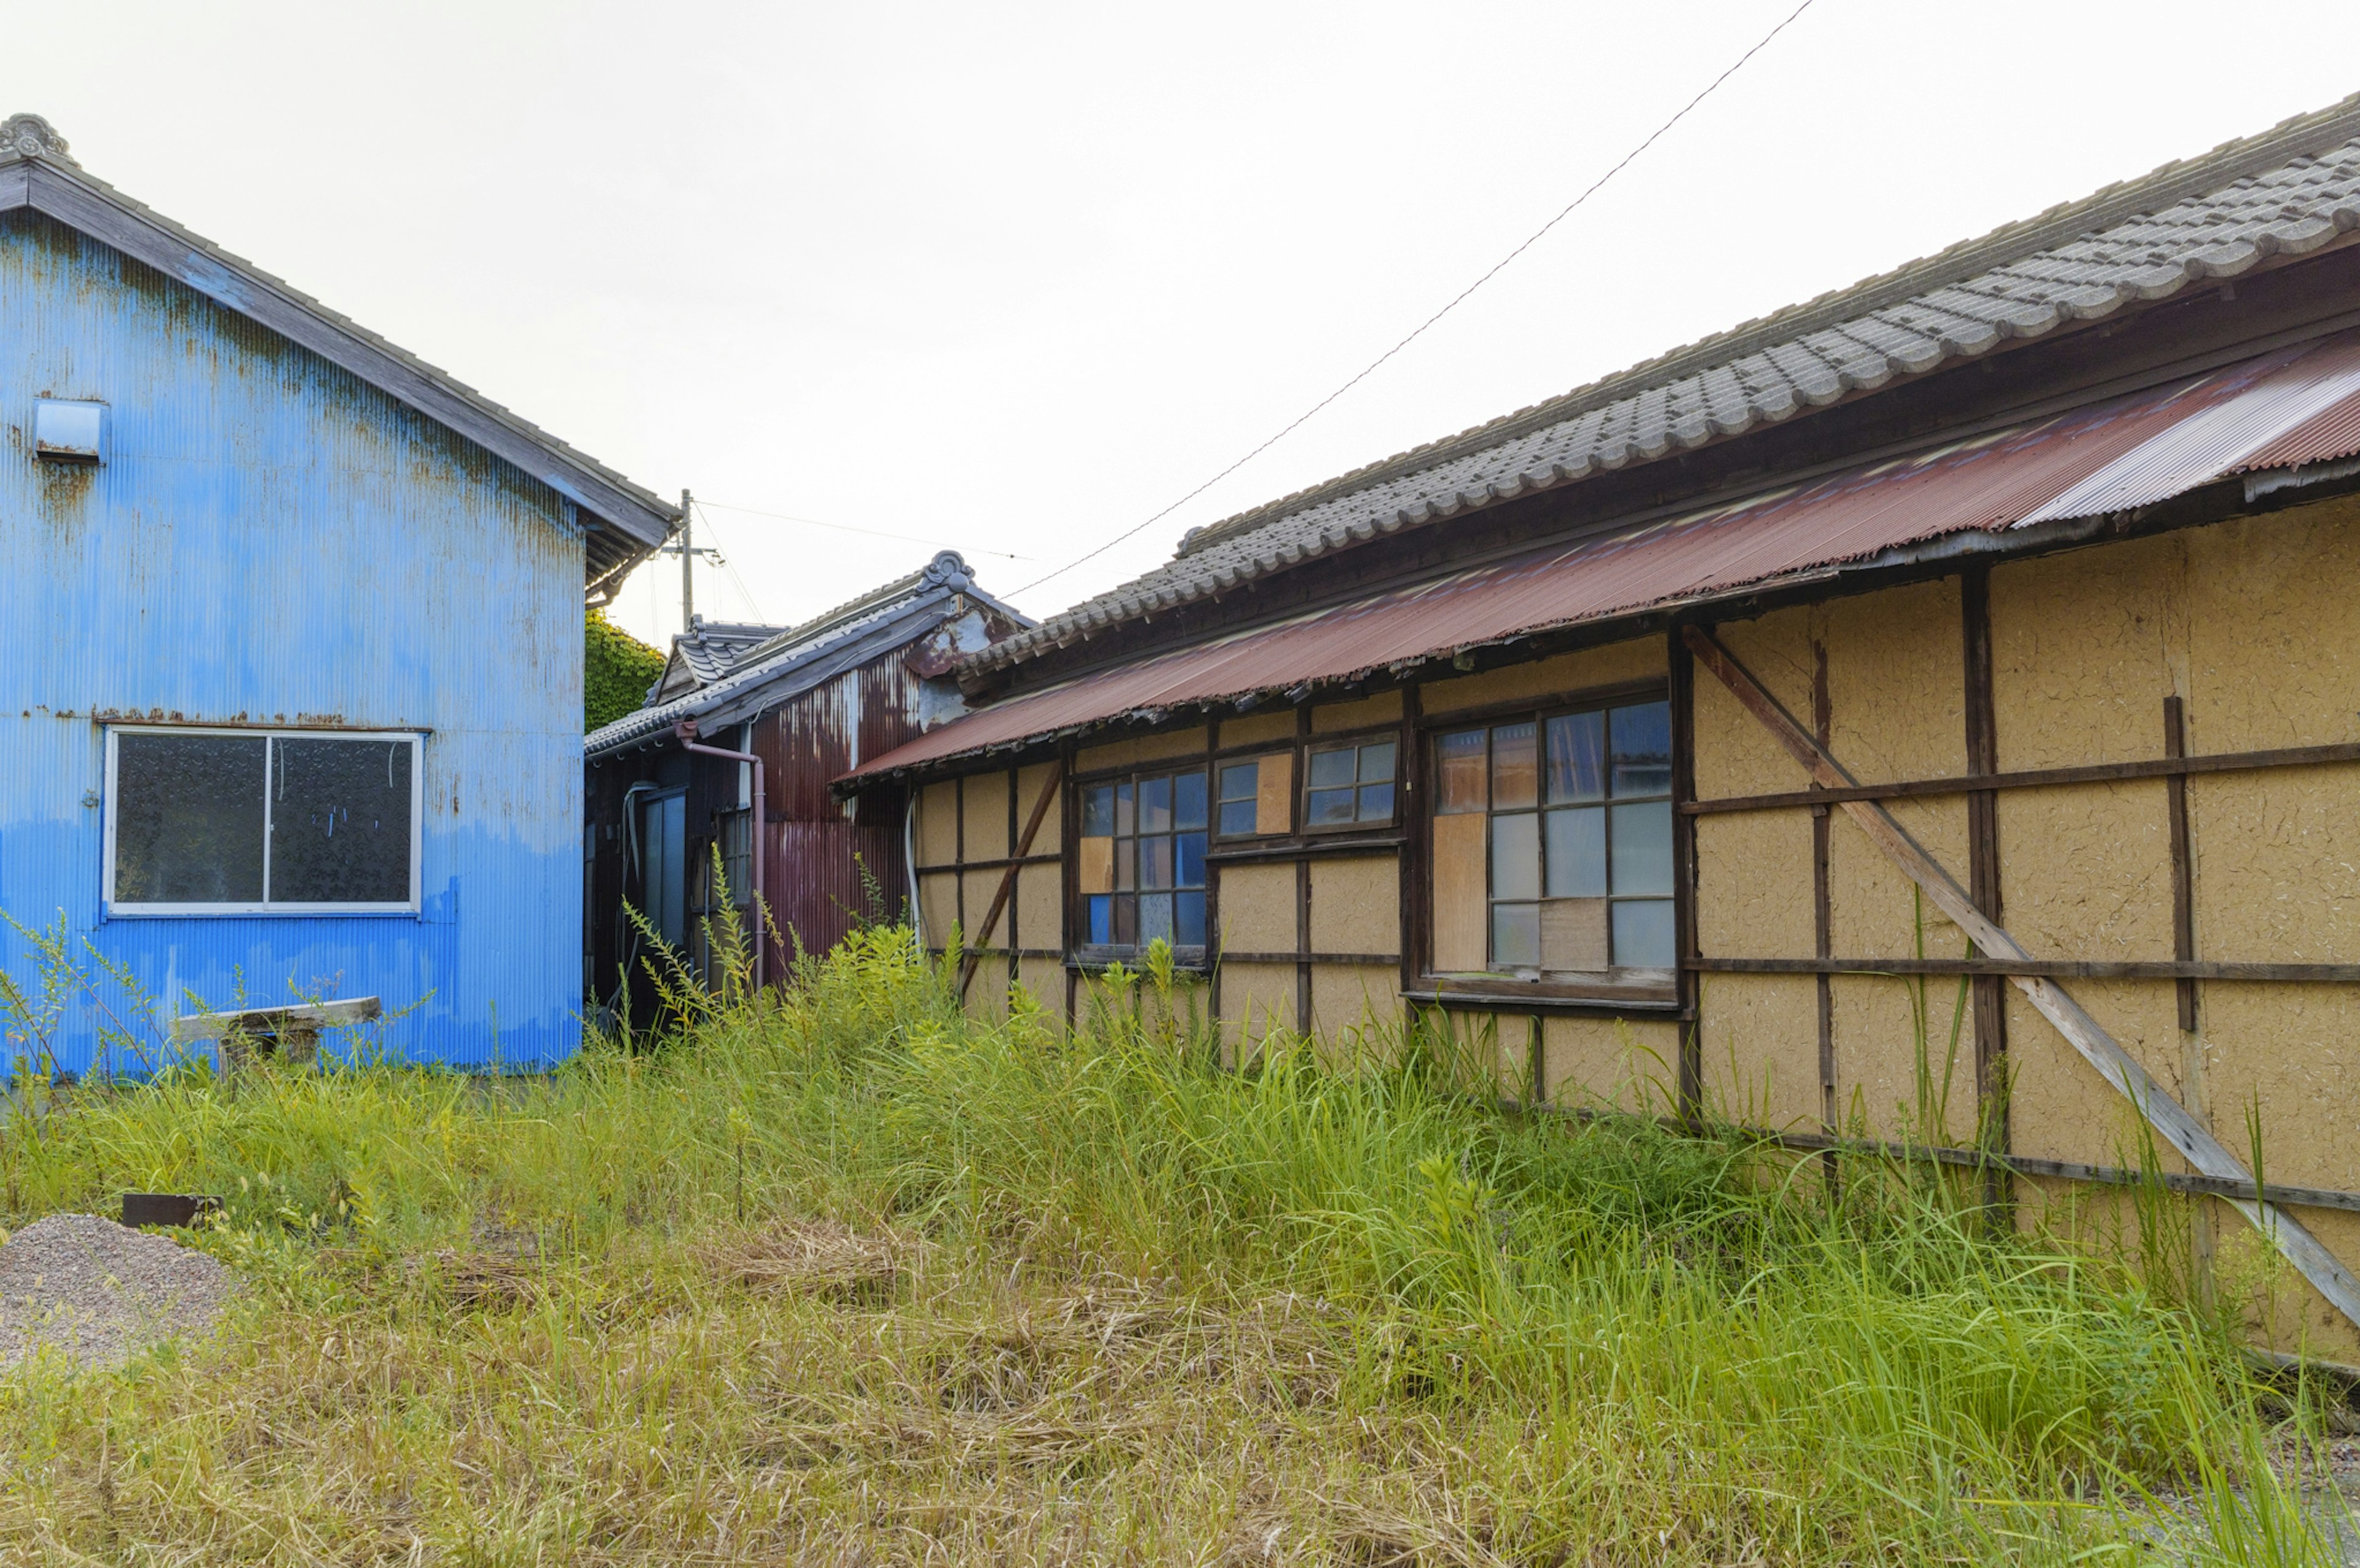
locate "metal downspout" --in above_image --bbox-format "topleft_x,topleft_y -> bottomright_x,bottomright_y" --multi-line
904,790 -> 924,951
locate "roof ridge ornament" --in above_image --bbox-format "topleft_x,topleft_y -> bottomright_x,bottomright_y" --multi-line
1,113 -> 76,167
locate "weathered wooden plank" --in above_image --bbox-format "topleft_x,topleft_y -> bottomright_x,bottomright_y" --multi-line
166,997 -> 382,1045
1681,739 -> 2360,816
1685,624 -> 2360,1331
1688,956 -> 2360,981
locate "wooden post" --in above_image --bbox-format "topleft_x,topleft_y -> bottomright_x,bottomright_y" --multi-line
1670,625 -> 1702,1125
1961,566 -> 2010,1211
1296,704 -> 1313,1036
2165,696 -> 2199,1032
1684,624 -> 2360,1331
1811,637 -> 1836,1136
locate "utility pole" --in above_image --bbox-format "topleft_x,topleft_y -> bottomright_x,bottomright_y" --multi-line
679,487 -> 694,630
655,488 -> 725,638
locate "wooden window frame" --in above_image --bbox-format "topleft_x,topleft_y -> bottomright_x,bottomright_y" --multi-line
1068,758 -> 1214,971
1299,726 -> 1404,836
1409,679 -> 1680,1009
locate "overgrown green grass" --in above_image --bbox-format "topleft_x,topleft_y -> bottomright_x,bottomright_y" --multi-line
0,927 -> 2348,1563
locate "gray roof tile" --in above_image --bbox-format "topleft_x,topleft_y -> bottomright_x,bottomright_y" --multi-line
970,93 -> 2360,678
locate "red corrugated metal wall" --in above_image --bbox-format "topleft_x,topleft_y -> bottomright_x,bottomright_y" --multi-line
757,660 -> 923,966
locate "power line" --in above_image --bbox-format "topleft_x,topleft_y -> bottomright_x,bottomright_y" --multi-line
694,498 -> 1034,561
683,501 -> 771,622
1011,0 -> 1818,599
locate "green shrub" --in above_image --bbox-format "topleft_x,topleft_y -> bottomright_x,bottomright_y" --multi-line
584,606 -> 666,731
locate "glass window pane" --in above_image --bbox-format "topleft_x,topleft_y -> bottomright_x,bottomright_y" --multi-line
1436,729 -> 1486,813
1490,811 -> 1540,901
1218,761 -> 1259,803
1492,903 -> 1540,970
1612,899 -> 1676,968
1139,835 -> 1173,890
1114,894 -> 1136,945
1115,840 -> 1135,891
1115,780 -> 1134,837
1082,785 -> 1116,837
1088,895 -> 1112,944
1544,806 -> 1607,898
1176,832 -> 1206,888
1609,800 -> 1673,896
269,738 -> 414,904
1308,787 -> 1355,826
1173,770 -> 1207,831
1610,702 -> 1673,798
1139,892 -> 1174,946
113,732 -> 266,905
1492,721 -> 1538,809
1139,775 -> 1172,834
1356,782 -> 1395,822
1175,890 -> 1206,947
1359,740 -> 1396,783
1546,710 -> 1606,804
1308,747 -> 1357,788
1219,799 -> 1257,837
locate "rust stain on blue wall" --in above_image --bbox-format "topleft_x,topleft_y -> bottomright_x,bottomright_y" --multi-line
0,211 -> 584,1072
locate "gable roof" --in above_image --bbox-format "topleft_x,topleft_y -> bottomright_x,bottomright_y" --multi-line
652,617 -> 796,702
970,90 -> 2360,679
586,551 -> 1033,757
0,114 -> 677,586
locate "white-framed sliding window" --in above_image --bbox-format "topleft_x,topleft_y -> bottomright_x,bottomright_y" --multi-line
103,727 -> 425,916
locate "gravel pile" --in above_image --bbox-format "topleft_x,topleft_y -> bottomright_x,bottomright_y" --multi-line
0,1213 -> 239,1372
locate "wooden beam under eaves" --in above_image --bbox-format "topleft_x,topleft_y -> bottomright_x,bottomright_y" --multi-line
1683,623 -> 2360,1333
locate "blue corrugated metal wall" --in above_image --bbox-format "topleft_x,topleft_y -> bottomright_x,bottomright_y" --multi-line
0,211 -> 584,1073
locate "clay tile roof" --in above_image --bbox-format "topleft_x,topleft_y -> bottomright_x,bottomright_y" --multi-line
969,91 -> 2360,678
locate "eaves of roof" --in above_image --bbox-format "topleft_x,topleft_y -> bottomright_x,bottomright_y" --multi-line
850,327 -> 2360,786
585,551 -> 1036,758
0,114 -> 678,585
969,90 -> 2360,680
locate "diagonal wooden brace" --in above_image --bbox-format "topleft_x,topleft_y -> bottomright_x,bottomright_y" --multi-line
956,761 -> 1064,1002
1685,624 -> 2360,1330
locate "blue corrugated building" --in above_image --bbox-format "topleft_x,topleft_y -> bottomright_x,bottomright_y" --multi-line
0,114 -> 676,1074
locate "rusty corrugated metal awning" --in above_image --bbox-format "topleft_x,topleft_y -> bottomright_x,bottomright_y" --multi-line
846,332 -> 2360,785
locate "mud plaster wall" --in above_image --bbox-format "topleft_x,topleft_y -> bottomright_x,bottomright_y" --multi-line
1309,855 -> 1400,955
1220,961 -> 1297,1054
1017,762 -> 1063,855
1016,863 -> 1062,951
960,770 -> 1011,864
1312,963 -> 1402,1040
1312,692 -> 1403,732
1685,582 -> 1980,1142
1215,862 -> 1296,952
916,782 -> 959,868
1541,1015 -> 1682,1114
1992,520 -> 2360,1202
1220,711 -> 1297,749
917,871 -> 957,951
1077,726 -> 1210,771
1418,637 -> 1666,716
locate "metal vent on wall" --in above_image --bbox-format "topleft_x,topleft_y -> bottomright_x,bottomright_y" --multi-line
33,399 -> 105,463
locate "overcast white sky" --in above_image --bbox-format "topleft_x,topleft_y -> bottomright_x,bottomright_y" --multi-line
15,3 -> 2360,646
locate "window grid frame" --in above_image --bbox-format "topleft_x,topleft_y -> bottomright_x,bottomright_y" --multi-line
1072,761 -> 1211,963
102,724 -> 427,919
1302,734 -> 1401,834
1421,686 -> 1678,991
